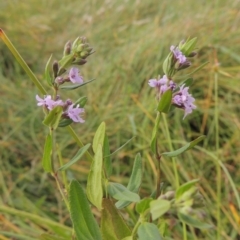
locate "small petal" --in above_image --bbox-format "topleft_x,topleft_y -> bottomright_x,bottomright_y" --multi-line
170,45 -> 187,64
172,85 -> 196,118
148,79 -> 158,88
66,104 -> 85,123
69,67 -> 83,84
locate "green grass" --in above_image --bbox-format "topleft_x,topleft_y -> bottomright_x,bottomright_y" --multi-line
1,0 -> 240,239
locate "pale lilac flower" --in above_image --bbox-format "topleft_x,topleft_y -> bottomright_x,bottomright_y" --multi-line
66,104 -> 85,123
148,75 -> 169,94
170,45 -> 187,64
36,95 -> 63,110
172,85 -> 196,118
69,67 -> 83,84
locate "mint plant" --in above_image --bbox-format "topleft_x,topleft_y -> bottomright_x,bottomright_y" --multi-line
0,28 -> 211,240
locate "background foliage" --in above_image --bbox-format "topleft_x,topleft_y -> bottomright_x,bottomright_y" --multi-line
0,0 -> 240,239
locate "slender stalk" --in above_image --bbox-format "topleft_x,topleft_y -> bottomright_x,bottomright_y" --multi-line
162,114 -> 179,188
52,172 -> 70,212
214,70 -> 221,239
57,145 -> 68,192
162,114 -> 187,240
155,151 -> 161,199
153,112 -> 162,199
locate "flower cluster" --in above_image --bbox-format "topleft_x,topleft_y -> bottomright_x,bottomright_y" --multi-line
149,39 -> 197,119
36,36 -> 94,126
36,95 -> 85,123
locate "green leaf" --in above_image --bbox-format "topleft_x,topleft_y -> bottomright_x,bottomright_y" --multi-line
107,182 -> 140,202
58,118 -> 73,127
103,134 -> 112,178
137,222 -> 162,240
180,37 -> 197,56
92,122 -> 106,153
180,78 -> 193,88
178,212 -> 212,229
69,180 -> 102,240
157,89 -> 172,113
176,179 -> 199,201
121,237 -> 133,240
58,53 -> 74,69
116,153 -> 142,209
74,96 -> 88,107
101,198 -> 131,240
150,113 -> 161,154
136,198 -> 153,214
42,106 -> 63,130
39,234 -> 66,240
86,144 -> 103,210
44,54 -> 53,86
60,79 -> 95,90
107,137 -> 135,157
162,52 -> 172,76
150,199 -> 171,220
42,133 -> 52,173
162,135 -> 205,158
58,143 -> 91,171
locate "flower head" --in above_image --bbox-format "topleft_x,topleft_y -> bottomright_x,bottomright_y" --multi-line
69,67 -> 83,84
170,45 -> 187,64
36,95 -> 63,110
66,104 -> 85,123
172,85 -> 196,118
148,75 -> 170,94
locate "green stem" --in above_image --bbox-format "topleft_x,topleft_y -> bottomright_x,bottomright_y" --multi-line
162,114 -> 187,240
57,145 -> 68,192
162,114 -> 179,188
156,152 -> 161,199
52,172 -> 70,212
214,70 -> 221,239
152,112 -> 162,199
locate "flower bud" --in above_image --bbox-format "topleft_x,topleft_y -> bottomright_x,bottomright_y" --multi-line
72,58 -> 87,65
76,44 -> 85,53
175,60 -> 191,70
55,76 -> 65,84
165,191 -> 175,200
80,51 -> 89,59
188,51 -> 197,57
52,61 -> 59,78
63,41 -> 72,56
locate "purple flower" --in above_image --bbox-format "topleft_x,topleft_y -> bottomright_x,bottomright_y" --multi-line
69,67 -> 83,84
66,104 -> 85,123
148,75 -> 169,94
172,85 -> 196,118
36,95 -> 63,110
170,45 -> 187,64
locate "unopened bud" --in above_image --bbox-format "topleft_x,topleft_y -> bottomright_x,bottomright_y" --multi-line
175,60 -> 191,70
55,76 -> 65,84
80,51 -> 89,59
76,44 -> 84,53
52,61 -> 59,78
165,191 -> 175,200
63,41 -> 72,56
65,99 -> 73,105
188,51 -> 197,57
72,58 -> 87,65
86,47 -> 93,53
79,36 -> 87,44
